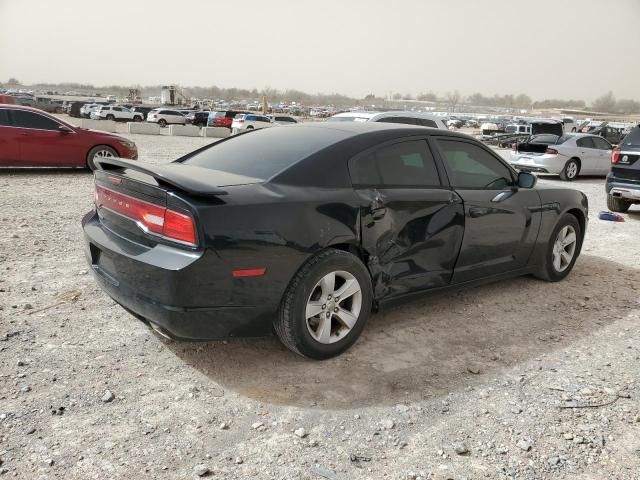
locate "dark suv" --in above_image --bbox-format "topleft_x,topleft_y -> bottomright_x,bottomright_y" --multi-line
606,126 -> 640,212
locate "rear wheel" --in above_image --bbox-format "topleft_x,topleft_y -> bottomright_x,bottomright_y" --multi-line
133,116 -> 142,122
106,114 -> 115,121
87,145 -> 118,170
275,249 -> 372,359
559,158 -> 580,181
158,119 -> 167,127
535,214 -> 582,282
246,125 -> 254,130
607,194 -> 631,213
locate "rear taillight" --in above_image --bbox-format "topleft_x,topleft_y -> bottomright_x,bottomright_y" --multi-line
612,148 -> 621,164
238,119 -> 244,123
545,148 -> 559,155
95,185 -> 197,246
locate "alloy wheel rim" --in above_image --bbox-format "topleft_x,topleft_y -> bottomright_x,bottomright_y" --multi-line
552,225 -> 577,272
567,162 -> 578,178
95,149 -> 115,158
305,271 -> 362,344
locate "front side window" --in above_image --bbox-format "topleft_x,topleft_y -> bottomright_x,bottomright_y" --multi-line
12,110 -> 60,131
576,137 -> 595,148
436,139 -> 514,189
0,109 -> 10,126
350,140 -> 440,187
592,137 -> 611,150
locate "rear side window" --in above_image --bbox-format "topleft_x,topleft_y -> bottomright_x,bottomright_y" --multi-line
350,140 -> 440,187
12,110 -> 60,130
436,139 -> 514,189
0,109 -> 10,126
416,118 -> 437,128
377,117 -> 417,125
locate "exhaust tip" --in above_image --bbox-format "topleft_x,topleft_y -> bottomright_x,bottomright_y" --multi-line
148,322 -> 173,340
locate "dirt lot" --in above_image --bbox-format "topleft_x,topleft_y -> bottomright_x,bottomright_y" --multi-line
1,132 -> 639,480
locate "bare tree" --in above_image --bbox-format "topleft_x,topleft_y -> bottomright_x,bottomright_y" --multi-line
592,91 -> 616,113
446,90 -> 461,112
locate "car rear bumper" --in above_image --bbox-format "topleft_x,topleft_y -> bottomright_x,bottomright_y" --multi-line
509,154 -> 563,174
606,178 -> 640,201
82,211 -> 273,340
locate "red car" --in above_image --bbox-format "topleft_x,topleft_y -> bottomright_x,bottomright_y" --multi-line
0,104 -> 138,169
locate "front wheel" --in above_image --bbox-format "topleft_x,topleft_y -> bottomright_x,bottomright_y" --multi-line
158,119 -> 167,127
106,114 -> 115,121
87,145 -> 118,170
535,214 -> 582,282
275,249 -> 373,359
559,158 -> 580,181
607,194 -> 631,213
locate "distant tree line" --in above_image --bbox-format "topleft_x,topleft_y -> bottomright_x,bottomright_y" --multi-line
3,79 -> 640,114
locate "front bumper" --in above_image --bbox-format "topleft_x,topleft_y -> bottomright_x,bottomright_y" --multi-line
82,211 -> 273,340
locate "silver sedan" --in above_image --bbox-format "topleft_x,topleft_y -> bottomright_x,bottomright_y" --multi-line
510,133 -> 613,181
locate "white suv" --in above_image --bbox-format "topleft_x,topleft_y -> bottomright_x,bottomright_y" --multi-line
327,111 -> 447,129
93,105 -> 145,122
146,109 -> 186,127
231,114 -> 273,134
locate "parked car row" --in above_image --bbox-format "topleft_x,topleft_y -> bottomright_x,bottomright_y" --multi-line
0,104 -> 137,169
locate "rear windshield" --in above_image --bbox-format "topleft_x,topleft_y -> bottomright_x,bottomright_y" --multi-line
327,116 -> 369,122
182,126 -> 350,179
622,127 -> 640,147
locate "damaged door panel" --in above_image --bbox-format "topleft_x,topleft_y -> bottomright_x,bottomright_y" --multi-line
348,138 -> 465,300
357,188 -> 465,299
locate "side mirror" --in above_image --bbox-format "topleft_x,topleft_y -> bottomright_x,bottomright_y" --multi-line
58,125 -> 73,134
518,171 -> 537,189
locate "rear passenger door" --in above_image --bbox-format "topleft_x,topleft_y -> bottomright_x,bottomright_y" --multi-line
350,138 -> 465,300
433,137 -> 541,283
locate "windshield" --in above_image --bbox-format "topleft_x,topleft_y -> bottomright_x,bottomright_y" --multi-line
182,126 -> 350,180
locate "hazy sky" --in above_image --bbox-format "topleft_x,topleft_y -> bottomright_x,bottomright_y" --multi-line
1,0 -> 639,101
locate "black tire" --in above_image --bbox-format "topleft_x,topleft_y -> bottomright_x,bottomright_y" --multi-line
246,125 -> 254,130
559,158 -> 580,181
106,114 -> 115,121
607,194 -> 631,213
133,116 -> 142,122
158,119 -> 167,128
275,249 -> 373,359
86,145 -> 118,171
535,214 -> 582,282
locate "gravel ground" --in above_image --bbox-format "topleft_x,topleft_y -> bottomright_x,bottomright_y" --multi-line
1,132 -> 639,479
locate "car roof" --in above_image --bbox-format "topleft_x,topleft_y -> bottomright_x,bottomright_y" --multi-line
0,103 -> 51,113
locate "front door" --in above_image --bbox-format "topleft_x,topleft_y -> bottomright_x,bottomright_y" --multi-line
590,136 -> 613,175
351,138 -> 465,300
575,136 -> 602,174
0,108 -> 20,165
12,109 -> 79,166
432,137 -> 541,284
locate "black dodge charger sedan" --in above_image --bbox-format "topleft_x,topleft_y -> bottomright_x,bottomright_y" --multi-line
82,123 -> 588,359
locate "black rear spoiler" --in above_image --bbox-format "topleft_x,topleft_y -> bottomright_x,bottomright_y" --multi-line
94,157 -> 229,197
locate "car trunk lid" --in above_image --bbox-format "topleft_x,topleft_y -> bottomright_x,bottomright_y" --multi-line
92,158 -> 259,248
